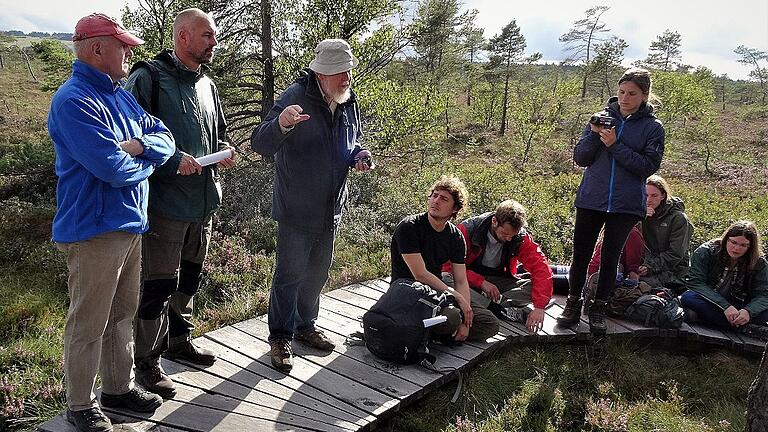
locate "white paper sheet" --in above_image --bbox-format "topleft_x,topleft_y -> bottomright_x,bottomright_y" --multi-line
196,148 -> 234,167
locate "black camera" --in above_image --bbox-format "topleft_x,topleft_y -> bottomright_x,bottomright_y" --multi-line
589,111 -> 615,128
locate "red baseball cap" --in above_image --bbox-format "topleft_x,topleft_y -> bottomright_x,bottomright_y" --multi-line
72,13 -> 144,46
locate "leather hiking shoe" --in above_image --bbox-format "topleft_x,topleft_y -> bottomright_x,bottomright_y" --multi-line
556,295 -> 583,326
101,387 -> 162,413
295,328 -> 335,351
136,364 -> 177,399
165,340 -> 216,366
66,407 -> 112,432
270,339 -> 293,373
588,299 -> 608,335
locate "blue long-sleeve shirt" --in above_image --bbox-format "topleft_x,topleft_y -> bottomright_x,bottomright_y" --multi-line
49,60 -> 175,242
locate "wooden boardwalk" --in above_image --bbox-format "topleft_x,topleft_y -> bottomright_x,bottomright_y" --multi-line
39,278 -> 766,432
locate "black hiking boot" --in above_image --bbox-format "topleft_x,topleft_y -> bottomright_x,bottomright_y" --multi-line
588,299 -> 608,335
66,407 -> 112,432
556,295 -> 582,326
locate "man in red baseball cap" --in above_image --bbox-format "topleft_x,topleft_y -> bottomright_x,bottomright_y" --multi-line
49,12 -> 176,432
73,13 -> 144,46
71,13 -> 144,84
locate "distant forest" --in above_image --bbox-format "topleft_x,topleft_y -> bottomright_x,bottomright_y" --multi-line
0,30 -> 73,40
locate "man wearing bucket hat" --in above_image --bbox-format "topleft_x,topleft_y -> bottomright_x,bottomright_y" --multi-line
251,39 -> 373,373
49,13 -> 175,432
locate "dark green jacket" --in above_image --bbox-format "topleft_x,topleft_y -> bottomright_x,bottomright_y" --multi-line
125,49 -> 228,222
641,197 -> 693,287
686,239 -> 768,316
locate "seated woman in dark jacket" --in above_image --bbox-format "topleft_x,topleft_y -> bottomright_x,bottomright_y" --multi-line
681,220 -> 768,340
639,175 -> 693,292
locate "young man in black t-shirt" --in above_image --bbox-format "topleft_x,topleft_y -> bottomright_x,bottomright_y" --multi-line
390,176 -> 499,342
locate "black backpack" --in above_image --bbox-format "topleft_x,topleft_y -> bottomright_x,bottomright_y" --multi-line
129,60 -> 161,115
361,279 -> 454,365
624,290 -> 684,328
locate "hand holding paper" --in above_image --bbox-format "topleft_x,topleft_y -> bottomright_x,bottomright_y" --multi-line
196,148 -> 235,167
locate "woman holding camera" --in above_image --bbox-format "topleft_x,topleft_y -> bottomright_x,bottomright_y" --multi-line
681,221 -> 768,340
557,68 -> 665,334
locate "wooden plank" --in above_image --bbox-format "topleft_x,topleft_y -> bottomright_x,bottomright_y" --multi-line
190,336 -> 371,428
158,357 -> 360,431
686,323 -> 732,346
339,284 -> 385,302
39,414 -> 184,432
101,396 -> 317,432
206,325 -> 399,418
678,322 -> 698,340
361,279 -> 390,293
232,318 -> 424,402
166,381 -> 352,432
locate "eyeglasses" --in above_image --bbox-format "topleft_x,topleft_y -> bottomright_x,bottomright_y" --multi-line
727,238 -> 751,249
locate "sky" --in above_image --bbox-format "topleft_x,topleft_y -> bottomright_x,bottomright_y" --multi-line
1,0 -> 766,80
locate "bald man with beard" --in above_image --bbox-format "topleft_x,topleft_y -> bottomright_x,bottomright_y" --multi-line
125,8 -> 236,398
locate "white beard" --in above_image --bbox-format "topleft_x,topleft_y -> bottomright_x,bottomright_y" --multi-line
331,87 -> 352,104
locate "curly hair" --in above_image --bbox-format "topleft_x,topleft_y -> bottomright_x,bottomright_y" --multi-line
429,175 -> 469,219
494,199 -> 527,229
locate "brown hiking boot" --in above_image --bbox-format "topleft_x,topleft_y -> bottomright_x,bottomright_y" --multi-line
588,299 -> 608,335
136,364 -> 177,399
556,295 -> 583,326
295,328 -> 335,351
269,339 -> 293,373
165,339 -> 216,366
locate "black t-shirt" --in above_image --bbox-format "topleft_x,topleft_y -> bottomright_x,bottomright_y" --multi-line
390,213 -> 466,281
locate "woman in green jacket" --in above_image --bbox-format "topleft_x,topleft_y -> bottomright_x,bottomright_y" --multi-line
681,221 -> 768,339
639,175 -> 693,292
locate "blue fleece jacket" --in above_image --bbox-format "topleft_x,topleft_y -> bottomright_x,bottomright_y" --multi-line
48,60 -> 175,243
573,97 -> 665,218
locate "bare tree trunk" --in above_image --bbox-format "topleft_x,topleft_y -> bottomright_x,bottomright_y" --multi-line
499,60 -> 511,136
260,0 -> 274,118
19,48 -> 37,81
0,51 -> 4,69
746,344 -> 768,431
444,97 -> 449,138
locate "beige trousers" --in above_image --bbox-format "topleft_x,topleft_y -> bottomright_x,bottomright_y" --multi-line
57,231 -> 141,411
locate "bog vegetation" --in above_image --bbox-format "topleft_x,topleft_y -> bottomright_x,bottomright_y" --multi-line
1,1 -> 767,430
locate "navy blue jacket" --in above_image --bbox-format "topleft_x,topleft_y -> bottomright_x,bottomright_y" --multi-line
574,97 -> 665,217
250,69 -> 362,232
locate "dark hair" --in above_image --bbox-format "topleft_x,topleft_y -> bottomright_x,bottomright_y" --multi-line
646,175 -> 671,203
715,220 -> 763,271
429,175 -> 469,219
494,199 -> 527,229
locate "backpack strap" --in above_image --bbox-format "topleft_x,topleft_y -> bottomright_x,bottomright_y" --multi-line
129,60 -> 160,115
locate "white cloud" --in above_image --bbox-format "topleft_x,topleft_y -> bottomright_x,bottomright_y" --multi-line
466,0 -> 768,80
